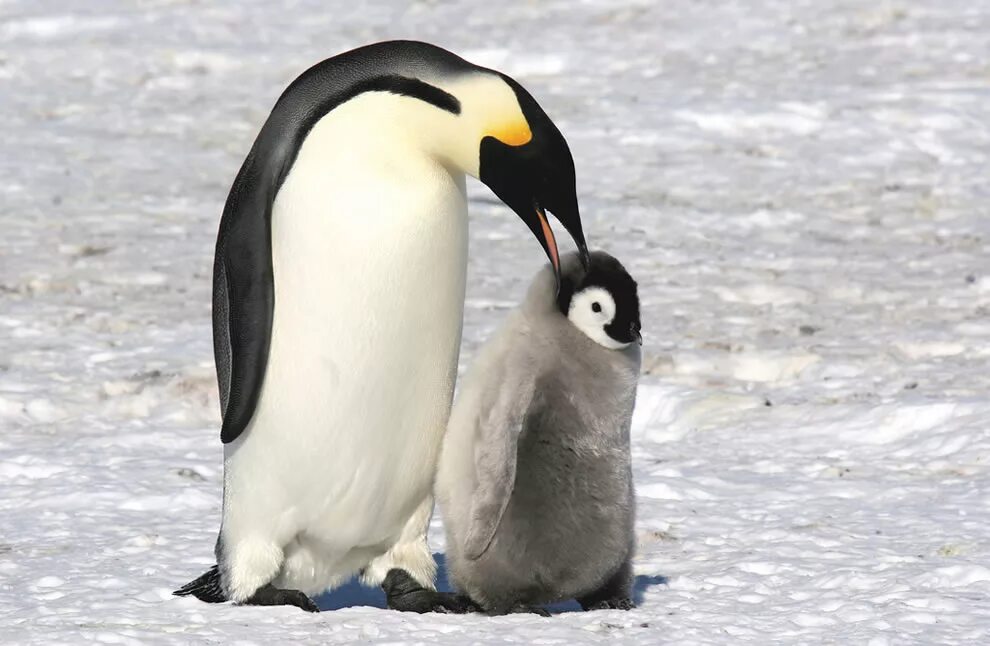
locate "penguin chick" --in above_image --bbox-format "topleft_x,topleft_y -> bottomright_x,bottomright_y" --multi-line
436,250 -> 641,615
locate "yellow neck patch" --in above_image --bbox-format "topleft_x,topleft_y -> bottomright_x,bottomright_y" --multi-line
487,120 -> 532,147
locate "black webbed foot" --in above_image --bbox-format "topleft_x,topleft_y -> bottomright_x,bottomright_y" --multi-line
484,603 -> 551,617
382,568 -> 480,614
580,597 -> 635,611
244,583 -> 320,612
577,560 -> 634,612
436,593 -> 483,614
507,603 -> 552,617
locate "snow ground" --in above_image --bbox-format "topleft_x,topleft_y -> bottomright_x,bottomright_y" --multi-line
2,0 -> 989,643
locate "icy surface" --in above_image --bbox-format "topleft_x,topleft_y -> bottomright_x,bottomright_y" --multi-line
2,0 -> 989,643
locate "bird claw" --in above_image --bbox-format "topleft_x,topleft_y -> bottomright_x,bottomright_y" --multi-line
383,569 -> 479,614
243,584 -> 320,612
496,603 -> 551,617
584,597 -> 635,611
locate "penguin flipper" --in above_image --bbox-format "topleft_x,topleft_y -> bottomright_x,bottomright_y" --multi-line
462,367 -> 536,560
213,146 -> 278,444
174,565 -> 227,603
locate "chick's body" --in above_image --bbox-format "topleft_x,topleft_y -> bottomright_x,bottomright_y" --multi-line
437,252 -> 640,613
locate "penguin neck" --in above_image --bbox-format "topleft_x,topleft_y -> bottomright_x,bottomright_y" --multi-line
340,72 -> 529,179
373,95 -> 478,177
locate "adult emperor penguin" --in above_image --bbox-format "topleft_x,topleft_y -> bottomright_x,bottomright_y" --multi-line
437,251 -> 641,615
173,41 -> 589,613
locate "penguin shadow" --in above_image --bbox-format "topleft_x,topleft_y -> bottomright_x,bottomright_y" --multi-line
312,552 -> 458,611
543,574 -> 670,614
632,574 -> 670,605
312,554 -> 669,612
312,574 -> 387,611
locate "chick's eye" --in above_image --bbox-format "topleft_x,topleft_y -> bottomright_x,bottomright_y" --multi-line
591,302 -> 602,313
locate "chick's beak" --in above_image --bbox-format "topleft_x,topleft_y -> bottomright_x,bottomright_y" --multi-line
631,322 -> 643,346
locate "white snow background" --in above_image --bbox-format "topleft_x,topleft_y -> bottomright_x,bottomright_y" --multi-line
2,0 -> 989,643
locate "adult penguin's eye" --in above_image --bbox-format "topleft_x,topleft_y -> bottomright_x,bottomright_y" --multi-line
591,302 -> 601,313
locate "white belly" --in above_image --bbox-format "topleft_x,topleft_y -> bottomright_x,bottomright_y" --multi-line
221,98 -> 468,588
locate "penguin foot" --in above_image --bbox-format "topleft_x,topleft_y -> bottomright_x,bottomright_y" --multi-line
510,603 -> 552,617
382,568 -> 480,614
432,593 -> 482,614
243,583 -> 320,612
580,597 -> 635,612
486,603 -> 552,617
577,561 -> 634,612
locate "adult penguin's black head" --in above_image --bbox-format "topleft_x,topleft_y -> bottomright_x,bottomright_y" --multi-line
476,74 -> 589,287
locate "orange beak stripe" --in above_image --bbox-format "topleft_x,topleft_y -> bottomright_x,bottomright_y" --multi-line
536,207 -> 559,275
489,121 -> 533,147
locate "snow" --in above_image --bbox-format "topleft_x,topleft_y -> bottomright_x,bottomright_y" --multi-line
2,0 -> 989,643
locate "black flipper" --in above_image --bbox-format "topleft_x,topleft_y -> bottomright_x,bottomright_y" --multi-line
212,41 -> 473,444
173,565 -> 226,603
213,153 -> 276,444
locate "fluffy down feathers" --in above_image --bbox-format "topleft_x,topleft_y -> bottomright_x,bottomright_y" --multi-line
436,251 -> 640,613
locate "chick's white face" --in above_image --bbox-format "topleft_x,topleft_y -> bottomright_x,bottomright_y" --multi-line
567,287 -> 629,349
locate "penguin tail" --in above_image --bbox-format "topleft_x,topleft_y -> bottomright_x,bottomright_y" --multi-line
173,565 -> 227,603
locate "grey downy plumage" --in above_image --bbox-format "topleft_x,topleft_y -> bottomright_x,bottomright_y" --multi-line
436,250 -> 641,614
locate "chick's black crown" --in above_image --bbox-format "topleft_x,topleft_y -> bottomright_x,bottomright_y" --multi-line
557,251 -> 641,343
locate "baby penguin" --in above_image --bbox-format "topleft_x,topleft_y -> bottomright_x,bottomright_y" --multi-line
436,250 -> 641,615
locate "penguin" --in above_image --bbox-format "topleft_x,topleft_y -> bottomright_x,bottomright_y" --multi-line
173,40 -> 589,613
436,250 -> 641,615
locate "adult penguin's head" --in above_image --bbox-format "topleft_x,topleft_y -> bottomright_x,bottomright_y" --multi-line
473,73 -> 589,286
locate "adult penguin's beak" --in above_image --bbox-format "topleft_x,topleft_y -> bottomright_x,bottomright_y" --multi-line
526,201 -> 589,290
538,187 -> 590,272
525,202 -> 588,290
476,74 -> 590,290
479,140 -> 589,291
490,194 -> 587,292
